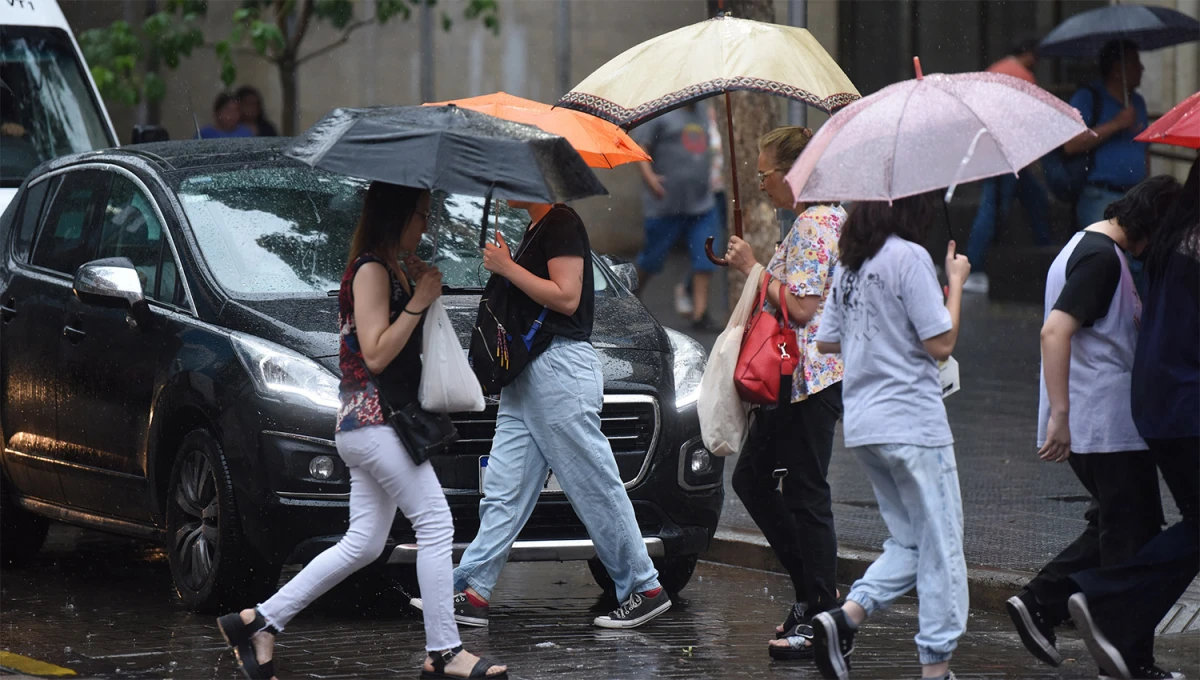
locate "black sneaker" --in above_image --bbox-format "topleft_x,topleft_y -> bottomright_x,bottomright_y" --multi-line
812,608 -> 856,680
409,592 -> 489,628
1068,592 -> 1142,680
1100,665 -> 1186,680
1006,590 -> 1062,666
593,588 -> 671,629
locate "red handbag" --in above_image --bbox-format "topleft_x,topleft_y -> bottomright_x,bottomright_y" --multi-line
734,271 -> 801,405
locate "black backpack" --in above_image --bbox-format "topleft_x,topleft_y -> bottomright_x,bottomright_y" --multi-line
468,209 -> 561,394
1041,85 -> 1101,204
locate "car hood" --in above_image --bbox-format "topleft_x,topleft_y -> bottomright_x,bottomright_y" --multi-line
219,293 -> 669,362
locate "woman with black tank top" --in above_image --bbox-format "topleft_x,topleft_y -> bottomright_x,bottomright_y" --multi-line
216,183 -> 507,680
439,200 -> 671,629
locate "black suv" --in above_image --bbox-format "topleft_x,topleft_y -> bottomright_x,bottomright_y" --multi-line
0,139 -> 723,612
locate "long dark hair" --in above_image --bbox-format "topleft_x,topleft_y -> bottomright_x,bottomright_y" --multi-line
839,193 -> 937,272
1144,160 -> 1199,280
1103,174 -> 1182,246
347,181 -> 425,267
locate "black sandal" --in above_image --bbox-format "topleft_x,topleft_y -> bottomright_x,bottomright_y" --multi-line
216,609 -> 278,680
768,623 -> 816,661
421,646 -> 508,679
775,603 -> 807,639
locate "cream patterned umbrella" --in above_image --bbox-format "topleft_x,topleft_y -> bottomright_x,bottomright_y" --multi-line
558,13 -> 859,265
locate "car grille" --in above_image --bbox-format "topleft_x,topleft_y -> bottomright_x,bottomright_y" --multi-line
431,394 -> 660,491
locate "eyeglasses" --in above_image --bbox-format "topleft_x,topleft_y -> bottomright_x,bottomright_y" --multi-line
756,169 -> 784,184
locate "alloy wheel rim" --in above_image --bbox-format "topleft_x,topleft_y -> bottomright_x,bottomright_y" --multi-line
171,450 -> 219,590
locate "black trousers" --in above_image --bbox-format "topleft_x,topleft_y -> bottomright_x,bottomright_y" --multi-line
732,382 -> 842,614
1025,449 -> 1165,662
1071,437 -> 1199,668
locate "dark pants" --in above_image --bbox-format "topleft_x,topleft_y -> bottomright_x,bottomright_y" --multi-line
1071,437 -> 1200,668
1025,450 -> 1165,661
732,382 -> 842,614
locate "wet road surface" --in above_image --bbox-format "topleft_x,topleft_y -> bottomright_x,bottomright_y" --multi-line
3,525 -> 1198,679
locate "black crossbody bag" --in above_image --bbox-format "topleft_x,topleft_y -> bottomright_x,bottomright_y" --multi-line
370,371 -> 458,466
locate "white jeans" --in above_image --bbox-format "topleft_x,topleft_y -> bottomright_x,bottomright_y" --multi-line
257,424 -> 460,652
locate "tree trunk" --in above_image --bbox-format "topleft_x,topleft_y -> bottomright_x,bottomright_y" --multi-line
713,0 -> 779,311
279,58 -> 298,136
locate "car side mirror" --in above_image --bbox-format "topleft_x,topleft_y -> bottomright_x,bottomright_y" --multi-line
131,125 -> 169,144
74,257 -> 151,326
600,255 -> 639,292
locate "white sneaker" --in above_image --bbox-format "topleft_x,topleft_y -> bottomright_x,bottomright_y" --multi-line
674,283 -> 694,317
962,272 -> 989,294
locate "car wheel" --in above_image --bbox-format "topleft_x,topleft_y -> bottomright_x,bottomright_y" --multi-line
165,429 -> 281,613
0,476 -> 49,569
588,554 -> 699,597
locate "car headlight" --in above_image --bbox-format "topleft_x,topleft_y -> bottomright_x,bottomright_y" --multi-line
231,333 -> 340,411
665,328 -> 706,410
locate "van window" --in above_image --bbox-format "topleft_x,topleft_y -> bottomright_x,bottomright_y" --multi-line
1,26 -> 114,188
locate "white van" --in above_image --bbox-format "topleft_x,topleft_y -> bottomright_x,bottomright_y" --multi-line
1,0 -> 119,214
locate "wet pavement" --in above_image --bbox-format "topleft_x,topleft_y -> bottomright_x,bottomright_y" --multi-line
3,524 -> 1198,679
637,248 -> 1199,633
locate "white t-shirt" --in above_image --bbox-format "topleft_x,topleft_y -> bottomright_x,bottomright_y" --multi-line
816,236 -> 954,448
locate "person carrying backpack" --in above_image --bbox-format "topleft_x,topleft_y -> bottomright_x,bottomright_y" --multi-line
413,201 -> 670,631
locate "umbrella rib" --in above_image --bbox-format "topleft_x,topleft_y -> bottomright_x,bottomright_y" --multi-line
946,84 -> 1021,176
888,83 -> 922,199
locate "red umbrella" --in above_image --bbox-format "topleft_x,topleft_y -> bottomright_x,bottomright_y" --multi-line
1135,91 -> 1200,149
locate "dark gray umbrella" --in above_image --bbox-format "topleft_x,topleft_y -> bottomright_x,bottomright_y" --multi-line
1039,4 -> 1199,57
286,105 -> 608,205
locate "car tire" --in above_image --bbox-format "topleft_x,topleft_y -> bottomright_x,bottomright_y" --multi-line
165,429 -> 281,613
588,554 -> 698,597
0,476 -> 49,569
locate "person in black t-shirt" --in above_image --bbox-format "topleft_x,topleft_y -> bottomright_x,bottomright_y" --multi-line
448,201 -> 671,629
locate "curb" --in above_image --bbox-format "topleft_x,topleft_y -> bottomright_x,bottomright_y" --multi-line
701,528 -> 1030,615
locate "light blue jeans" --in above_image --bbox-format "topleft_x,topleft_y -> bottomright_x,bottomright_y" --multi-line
966,173 -> 1051,272
454,336 -> 660,602
845,443 -> 968,665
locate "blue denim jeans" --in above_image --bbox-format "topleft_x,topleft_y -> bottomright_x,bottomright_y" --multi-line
454,336 -> 660,602
845,443 -> 968,665
966,173 -> 1051,272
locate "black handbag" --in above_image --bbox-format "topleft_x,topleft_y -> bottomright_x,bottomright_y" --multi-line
371,373 -> 458,466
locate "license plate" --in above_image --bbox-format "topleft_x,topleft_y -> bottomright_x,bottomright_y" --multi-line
478,456 -> 562,494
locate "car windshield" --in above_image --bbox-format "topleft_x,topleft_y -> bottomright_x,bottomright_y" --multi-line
174,165 -> 608,299
0,26 -> 115,188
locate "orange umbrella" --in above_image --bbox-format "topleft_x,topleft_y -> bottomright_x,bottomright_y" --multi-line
425,92 -> 650,169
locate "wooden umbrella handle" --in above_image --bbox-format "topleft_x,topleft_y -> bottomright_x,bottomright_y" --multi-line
707,91 -> 743,266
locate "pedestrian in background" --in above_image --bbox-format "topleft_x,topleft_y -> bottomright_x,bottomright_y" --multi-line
725,126 -> 846,661
963,37 -> 1052,295
633,103 -> 723,331
1064,161 -> 1198,680
237,86 -> 279,137
811,194 -> 971,680
676,102 -> 729,318
197,92 -> 255,139
1064,39 -> 1149,231
216,183 -> 507,680
419,201 -> 670,631
1006,175 -> 1181,676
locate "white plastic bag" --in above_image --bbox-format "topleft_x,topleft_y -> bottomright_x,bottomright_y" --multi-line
419,299 -> 486,413
698,263 -> 764,457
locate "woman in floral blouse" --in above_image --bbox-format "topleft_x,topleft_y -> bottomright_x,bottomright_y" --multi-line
726,126 -> 847,662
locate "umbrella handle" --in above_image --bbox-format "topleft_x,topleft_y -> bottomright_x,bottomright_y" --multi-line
705,236 -> 727,266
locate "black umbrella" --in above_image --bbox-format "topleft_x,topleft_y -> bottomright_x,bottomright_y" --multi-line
1039,4 -> 1199,57
287,105 -> 609,246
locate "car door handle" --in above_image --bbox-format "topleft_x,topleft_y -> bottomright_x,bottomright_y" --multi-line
63,325 -> 86,343
0,299 -> 15,323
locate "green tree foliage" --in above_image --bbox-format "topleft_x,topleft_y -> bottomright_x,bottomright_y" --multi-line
80,0 -> 500,133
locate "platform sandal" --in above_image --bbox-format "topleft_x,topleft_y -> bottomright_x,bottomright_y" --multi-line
769,623 -> 815,660
421,645 -> 508,679
216,609 -> 278,680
